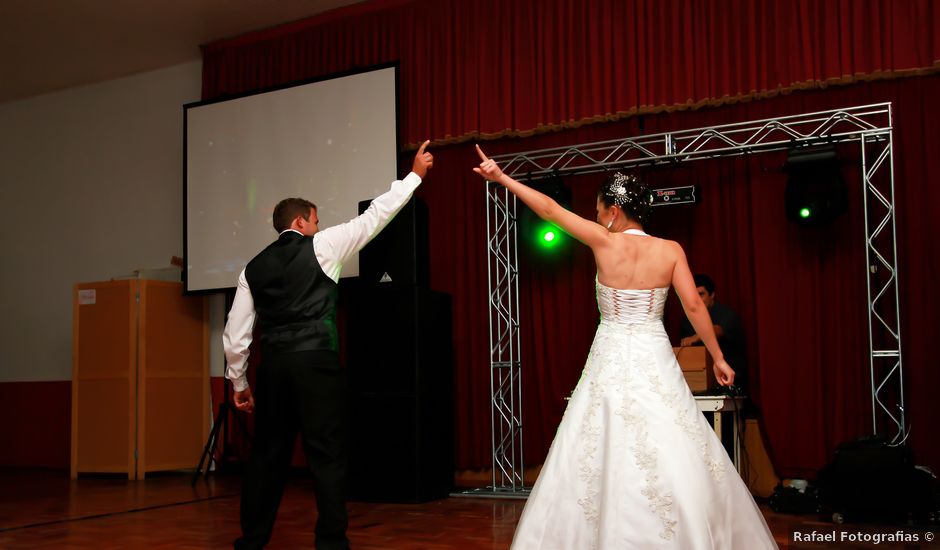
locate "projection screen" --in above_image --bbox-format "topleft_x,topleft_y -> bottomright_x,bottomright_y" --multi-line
184,65 -> 398,292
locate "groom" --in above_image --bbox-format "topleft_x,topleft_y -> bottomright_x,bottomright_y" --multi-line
223,141 -> 434,550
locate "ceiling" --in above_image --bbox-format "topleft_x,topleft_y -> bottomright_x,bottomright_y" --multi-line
0,0 -> 363,104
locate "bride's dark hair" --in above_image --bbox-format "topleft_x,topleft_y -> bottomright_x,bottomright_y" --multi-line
597,173 -> 654,225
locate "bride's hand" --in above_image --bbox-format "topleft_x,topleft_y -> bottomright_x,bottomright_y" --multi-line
713,359 -> 735,387
473,144 -> 505,182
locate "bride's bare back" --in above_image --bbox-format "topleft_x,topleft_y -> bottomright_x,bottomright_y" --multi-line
594,233 -> 678,290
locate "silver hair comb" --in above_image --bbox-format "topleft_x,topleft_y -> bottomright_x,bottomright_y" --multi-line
609,173 -> 634,206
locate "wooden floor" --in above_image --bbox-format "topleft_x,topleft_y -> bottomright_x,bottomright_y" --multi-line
0,468 -> 936,549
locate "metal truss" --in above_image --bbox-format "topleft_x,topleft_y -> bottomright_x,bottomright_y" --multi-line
469,184 -> 527,497
493,104 -> 893,177
860,120 -> 907,444
476,103 -> 905,496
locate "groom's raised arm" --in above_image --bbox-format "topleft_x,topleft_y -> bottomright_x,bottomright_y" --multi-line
313,140 -> 433,282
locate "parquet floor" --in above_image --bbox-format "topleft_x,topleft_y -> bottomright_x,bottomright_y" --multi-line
0,468 -> 936,549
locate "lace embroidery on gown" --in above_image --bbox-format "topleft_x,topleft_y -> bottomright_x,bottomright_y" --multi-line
581,284 -> 680,540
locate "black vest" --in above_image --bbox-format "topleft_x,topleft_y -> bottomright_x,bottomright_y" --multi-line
245,231 -> 339,354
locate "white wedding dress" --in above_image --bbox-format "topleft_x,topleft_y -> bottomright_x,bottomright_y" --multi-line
510,277 -> 779,549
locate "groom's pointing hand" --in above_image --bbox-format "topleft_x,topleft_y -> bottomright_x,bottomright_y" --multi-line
412,140 -> 433,179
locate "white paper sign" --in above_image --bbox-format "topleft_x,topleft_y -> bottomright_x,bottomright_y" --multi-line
78,289 -> 96,305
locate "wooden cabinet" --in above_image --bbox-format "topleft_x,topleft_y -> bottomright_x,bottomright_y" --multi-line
71,279 -> 208,479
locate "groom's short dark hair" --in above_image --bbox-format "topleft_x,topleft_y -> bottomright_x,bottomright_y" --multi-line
273,198 -> 317,232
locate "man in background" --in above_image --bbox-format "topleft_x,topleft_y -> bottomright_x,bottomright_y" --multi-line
679,273 -> 749,397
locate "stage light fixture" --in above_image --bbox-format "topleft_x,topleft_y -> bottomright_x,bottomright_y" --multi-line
519,173 -> 571,256
784,145 -> 848,226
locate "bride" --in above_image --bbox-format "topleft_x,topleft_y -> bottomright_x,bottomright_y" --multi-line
473,146 -> 778,549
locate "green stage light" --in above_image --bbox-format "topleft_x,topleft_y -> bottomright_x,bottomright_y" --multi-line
800,207 -> 811,219
519,173 -> 571,257
536,224 -> 562,249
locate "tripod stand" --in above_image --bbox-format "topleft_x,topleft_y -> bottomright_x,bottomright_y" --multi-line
192,399 -> 251,485
192,290 -> 252,486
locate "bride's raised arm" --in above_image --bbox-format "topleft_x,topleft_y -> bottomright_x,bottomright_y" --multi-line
472,145 -> 609,250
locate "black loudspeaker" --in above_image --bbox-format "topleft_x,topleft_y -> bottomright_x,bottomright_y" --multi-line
784,146 -> 848,226
357,197 -> 429,287
345,283 -> 453,502
816,435 -> 937,524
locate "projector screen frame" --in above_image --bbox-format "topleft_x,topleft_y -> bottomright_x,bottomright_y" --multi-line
182,61 -> 401,295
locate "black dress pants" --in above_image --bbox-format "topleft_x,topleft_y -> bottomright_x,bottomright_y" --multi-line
234,350 -> 349,550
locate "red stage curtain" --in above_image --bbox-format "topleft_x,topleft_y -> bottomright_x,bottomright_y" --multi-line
201,0 -> 940,149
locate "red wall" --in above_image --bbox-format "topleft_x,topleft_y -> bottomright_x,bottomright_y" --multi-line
0,381 -> 71,468
0,378 -> 245,470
